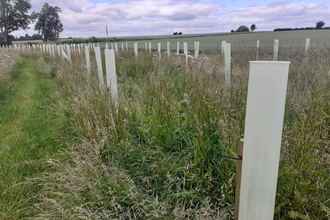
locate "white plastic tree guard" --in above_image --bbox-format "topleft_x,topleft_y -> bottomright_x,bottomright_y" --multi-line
94,47 -> 105,88
57,45 -> 60,56
224,43 -> 231,87
51,45 -> 55,57
256,40 -> 260,60
46,45 -> 50,55
305,38 -> 310,53
145,42 -> 148,52
85,45 -> 91,76
273,39 -> 279,61
196,41 -> 200,58
149,42 -> 151,54
57,45 -> 61,56
61,51 -> 70,61
194,41 -> 197,58
158,42 -> 161,60
134,43 -> 138,58
105,49 -> 118,106
238,61 -> 291,220
183,42 -> 187,55
106,43 -> 109,49
59,46 -> 64,58
66,45 -> 71,61
183,42 -> 188,70
221,40 -> 226,54
167,42 -> 170,57
121,43 -> 124,51
115,43 -> 118,54
177,42 -> 180,55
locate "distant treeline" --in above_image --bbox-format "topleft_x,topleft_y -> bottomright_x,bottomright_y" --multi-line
61,36 -> 169,45
14,34 -> 43,40
274,27 -> 330,31
60,36 -> 122,45
0,34 -> 43,45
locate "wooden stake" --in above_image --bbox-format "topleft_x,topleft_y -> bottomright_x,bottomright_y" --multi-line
234,139 -> 244,220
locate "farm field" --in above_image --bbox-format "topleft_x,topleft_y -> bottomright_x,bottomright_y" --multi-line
0,31 -> 329,219
110,30 -> 330,51
13,30 -> 330,52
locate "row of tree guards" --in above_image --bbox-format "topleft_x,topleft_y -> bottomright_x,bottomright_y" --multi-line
2,37 -> 311,88
1,37 -> 312,58
2,39 -> 294,219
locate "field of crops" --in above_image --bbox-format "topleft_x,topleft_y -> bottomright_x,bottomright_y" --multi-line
1,30 -> 330,219
13,30 -> 330,52
120,30 -> 330,51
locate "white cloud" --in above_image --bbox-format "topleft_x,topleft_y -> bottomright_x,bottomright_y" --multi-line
12,0 -> 330,38
247,2 -> 258,7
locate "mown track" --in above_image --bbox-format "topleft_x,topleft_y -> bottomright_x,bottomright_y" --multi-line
0,55 -> 71,218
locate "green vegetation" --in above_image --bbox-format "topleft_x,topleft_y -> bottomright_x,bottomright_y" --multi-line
236,25 -> 250,32
0,33 -> 329,219
87,30 -> 330,53
15,33 -> 43,41
250,24 -> 257,32
316,21 -> 325,29
0,0 -> 63,43
32,3 -> 63,41
274,21 -> 329,32
0,53 -> 73,218
0,0 -> 31,43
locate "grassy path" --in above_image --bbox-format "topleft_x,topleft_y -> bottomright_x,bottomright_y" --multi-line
0,55 -> 70,218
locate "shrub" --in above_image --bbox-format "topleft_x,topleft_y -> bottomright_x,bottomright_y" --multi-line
236,25 -> 249,32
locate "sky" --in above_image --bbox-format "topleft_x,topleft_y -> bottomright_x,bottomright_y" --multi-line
14,0 -> 330,38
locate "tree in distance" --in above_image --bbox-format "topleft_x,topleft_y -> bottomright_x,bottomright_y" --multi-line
0,0 -> 32,44
236,25 -> 249,32
33,3 -> 63,41
316,21 -> 325,29
16,33 -> 42,40
250,24 -> 257,32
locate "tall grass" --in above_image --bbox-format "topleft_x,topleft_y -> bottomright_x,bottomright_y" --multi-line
0,52 -> 75,219
15,44 -> 330,219
0,51 -> 20,101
